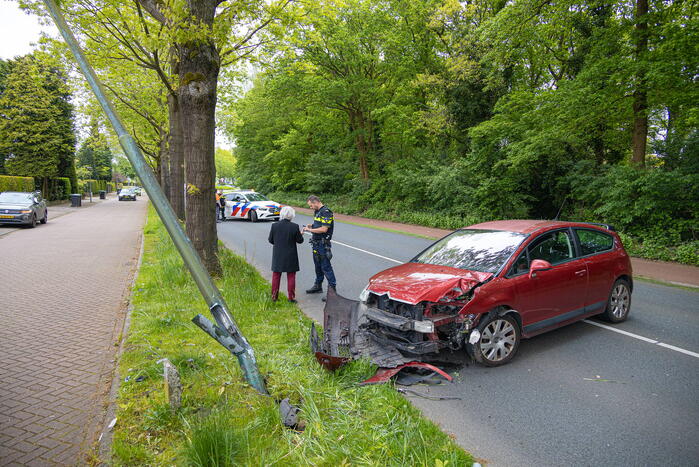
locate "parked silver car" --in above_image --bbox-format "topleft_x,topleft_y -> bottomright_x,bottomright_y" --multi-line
118,188 -> 137,201
0,191 -> 48,228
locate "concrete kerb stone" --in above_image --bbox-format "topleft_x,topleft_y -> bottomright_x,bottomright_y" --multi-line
95,212 -> 147,465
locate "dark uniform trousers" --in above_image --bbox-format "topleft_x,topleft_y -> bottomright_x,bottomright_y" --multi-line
312,240 -> 336,288
311,205 -> 336,288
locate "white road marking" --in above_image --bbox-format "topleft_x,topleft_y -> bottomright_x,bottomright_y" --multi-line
583,319 -> 699,359
299,225 -> 699,360
302,232 -> 403,264
656,342 -> 699,359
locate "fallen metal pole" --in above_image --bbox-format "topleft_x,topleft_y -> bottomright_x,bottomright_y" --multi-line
43,0 -> 267,394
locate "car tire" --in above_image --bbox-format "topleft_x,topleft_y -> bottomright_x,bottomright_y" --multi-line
249,210 -> 258,223
40,210 -> 47,224
28,214 -> 37,228
599,279 -> 631,323
473,313 -> 520,367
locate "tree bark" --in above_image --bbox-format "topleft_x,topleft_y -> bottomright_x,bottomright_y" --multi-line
631,0 -> 648,168
159,128 -> 171,197
178,2 -> 221,275
349,109 -> 370,181
168,91 -> 185,220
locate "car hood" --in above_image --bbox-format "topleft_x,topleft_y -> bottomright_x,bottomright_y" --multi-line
367,262 -> 493,305
0,203 -> 31,210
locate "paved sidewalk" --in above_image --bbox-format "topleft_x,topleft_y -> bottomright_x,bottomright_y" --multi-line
294,206 -> 699,288
0,196 -> 147,465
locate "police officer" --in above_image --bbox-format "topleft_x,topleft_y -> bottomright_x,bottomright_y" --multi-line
302,195 -> 336,297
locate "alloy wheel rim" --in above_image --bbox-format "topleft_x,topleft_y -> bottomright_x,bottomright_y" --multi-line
611,284 -> 629,318
480,319 -> 517,361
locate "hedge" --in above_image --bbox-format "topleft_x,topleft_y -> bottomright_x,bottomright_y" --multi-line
79,179 -> 108,193
0,175 -> 35,193
34,177 -> 72,201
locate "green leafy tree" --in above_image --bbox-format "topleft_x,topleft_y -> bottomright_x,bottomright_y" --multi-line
76,120 -> 113,180
0,52 -> 76,192
214,147 -> 236,180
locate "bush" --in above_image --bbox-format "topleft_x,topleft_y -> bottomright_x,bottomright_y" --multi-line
0,175 -> 35,192
40,177 -> 71,201
79,179 -> 108,193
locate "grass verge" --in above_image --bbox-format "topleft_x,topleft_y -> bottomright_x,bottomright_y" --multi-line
110,205 -> 472,466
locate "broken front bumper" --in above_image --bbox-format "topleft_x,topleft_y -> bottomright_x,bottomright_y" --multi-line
311,288 -> 449,370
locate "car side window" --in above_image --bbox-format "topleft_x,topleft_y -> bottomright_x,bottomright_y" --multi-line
575,229 -> 614,256
528,230 -> 575,265
509,251 -> 530,275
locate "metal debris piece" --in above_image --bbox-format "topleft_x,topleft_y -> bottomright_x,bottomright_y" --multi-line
359,362 -> 453,386
279,398 -> 303,431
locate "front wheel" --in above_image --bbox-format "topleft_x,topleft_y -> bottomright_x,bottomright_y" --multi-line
473,313 -> 520,367
249,210 -> 258,222
40,210 -> 48,224
600,279 -> 631,323
28,214 -> 37,228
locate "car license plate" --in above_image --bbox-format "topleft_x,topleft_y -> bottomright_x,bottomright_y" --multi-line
0,215 -> 13,219
274,211 -> 280,215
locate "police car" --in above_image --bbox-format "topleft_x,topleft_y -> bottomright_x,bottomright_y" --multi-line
222,190 -> 281,222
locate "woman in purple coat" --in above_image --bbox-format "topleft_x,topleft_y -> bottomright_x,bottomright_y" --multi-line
268,206 -> 304,302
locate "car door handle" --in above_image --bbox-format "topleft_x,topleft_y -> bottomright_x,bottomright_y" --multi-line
575,270 -> 587,277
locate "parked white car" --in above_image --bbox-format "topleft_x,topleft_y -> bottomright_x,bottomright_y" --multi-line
222,191 -> 281,222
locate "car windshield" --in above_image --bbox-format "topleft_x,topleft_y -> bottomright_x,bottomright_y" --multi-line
413,229 -> 528,273
0,192 -> 32,204
244,193 -> 268,202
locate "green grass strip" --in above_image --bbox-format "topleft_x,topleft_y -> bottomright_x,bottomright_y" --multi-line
110,205 -> 473,466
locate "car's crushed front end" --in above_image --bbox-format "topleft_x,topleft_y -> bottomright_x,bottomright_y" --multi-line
313,263 -> 494,370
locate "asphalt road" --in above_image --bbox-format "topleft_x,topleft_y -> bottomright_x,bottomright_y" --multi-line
218,213 -> 699,466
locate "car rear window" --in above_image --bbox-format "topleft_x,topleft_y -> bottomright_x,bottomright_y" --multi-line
413,229 -> 527,273
575,229 -> 614,255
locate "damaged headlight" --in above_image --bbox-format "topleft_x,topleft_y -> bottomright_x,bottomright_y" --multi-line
359,286 -> 370,303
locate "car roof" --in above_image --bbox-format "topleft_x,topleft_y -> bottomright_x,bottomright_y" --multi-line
465,219 -> 612,234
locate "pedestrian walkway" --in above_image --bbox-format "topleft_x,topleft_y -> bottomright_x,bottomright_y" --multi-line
293,206 -> 699,288
0,195 -> 147,465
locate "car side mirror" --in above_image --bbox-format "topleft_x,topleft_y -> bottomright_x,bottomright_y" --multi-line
529,259 -> 553,279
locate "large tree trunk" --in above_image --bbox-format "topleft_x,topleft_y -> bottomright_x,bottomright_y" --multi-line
178,12 -> 221,275
159,129 -> 171,198
631,0 -> 648,167
349,109 -> 370,181
168,92 -> 185,220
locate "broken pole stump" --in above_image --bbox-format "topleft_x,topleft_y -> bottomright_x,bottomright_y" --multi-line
160,358 -> 182,410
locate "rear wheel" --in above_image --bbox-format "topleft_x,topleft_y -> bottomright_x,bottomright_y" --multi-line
600,279 -> 631,323
249,210 -> 258,222
473,313 -> 520,367
40,210 -> 48,224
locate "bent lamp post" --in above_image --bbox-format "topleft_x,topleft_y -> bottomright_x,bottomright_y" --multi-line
43,0 -> 267,395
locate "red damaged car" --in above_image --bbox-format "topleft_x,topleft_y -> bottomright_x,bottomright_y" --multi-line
359,220 -> 633,367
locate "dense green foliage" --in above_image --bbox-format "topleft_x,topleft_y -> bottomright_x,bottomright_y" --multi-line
214,147 -> 237,180
0,175 -> 35,193
39,177 -> 72,201
0,53 -> 77,192
76,121 -> 113,181
224,0 -> 698,263
110,206 -> 472,465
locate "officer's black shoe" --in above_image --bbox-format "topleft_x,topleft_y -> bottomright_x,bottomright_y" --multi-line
306,284 -> 323,294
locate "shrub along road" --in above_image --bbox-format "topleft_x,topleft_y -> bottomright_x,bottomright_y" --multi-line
217,214 -> 699,467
